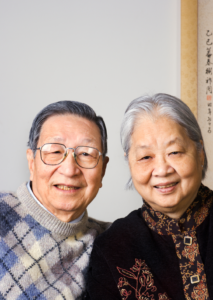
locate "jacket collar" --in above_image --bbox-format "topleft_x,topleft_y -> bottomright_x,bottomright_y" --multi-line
141,184 -> 213,235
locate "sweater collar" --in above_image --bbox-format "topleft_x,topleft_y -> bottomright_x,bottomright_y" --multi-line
141,184 -> 213,235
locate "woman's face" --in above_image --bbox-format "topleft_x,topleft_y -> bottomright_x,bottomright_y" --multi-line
128,115 -> 204,218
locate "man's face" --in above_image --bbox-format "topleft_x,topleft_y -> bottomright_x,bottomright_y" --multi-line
27,114 -> 108,222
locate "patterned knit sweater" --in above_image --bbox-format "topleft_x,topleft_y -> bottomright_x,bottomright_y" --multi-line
0,182 -> 110,300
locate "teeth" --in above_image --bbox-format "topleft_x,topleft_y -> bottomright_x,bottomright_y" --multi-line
57,185 -> 79,190
156,183 -> 177,189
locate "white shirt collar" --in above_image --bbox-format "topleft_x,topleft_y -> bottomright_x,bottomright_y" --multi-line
26,181 -> 85,224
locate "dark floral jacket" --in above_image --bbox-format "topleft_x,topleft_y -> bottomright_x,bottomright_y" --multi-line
86,184 -> 213,300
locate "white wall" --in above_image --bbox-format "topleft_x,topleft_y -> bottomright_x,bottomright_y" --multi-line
0,0 -> 180,222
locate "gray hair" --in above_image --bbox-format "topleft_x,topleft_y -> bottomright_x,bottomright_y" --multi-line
120,93 -> 207,188
28,100 -> 107,158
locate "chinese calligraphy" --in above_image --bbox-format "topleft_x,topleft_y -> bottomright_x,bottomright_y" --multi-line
206,30 -> 213,133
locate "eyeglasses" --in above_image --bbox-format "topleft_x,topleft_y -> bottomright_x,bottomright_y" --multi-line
35,143 -> 102,169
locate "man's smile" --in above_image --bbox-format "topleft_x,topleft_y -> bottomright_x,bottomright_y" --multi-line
54,184 -> 81,191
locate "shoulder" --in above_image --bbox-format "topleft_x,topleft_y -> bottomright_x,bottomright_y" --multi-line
87,216 -> 111,235
0,183 -> 31,219
0,191 -> 20,208
104,208 -> 143,234
93,209 -> 145,248
0,192 -> 24,237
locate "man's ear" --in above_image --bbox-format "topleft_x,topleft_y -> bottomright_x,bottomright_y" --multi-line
26,149 -> 35,181
100,156 -> 109,188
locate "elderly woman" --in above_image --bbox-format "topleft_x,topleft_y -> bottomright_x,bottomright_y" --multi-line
86,93 -> 212,300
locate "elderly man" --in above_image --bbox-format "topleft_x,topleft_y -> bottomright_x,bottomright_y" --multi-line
0,101 -> 109,299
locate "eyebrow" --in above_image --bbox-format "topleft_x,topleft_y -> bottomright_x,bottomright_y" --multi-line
51,137 -> 94,144
165,137 -> 183,147
79,138 -> 94,144
135,138 -> 183,150
52,137 -> 65,142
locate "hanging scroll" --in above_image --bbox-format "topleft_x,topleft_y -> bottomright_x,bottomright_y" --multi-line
198,0 -> 213,188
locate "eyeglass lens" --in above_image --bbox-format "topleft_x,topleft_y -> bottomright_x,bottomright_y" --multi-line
41,143 -> 100,168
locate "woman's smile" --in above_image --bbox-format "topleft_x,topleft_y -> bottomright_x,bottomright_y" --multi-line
154,181 -> 178,193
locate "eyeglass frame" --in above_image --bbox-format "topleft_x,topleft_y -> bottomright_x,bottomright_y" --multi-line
34,143 -> 103,169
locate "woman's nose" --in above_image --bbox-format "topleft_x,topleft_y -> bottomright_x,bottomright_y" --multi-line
152,157 -> 174,177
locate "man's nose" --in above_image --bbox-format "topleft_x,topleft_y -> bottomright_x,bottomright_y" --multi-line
58,150 -> 81,176
152,157 -> 174,177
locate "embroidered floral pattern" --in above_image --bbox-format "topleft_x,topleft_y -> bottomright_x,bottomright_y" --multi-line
194,200 -> 212,227
191,275 -> 209,300
158,293 -> 171,300
182,242 -> 199,262
119,288 -> 132,300
143,210 -> 175,235
142,211 -> 157,233
117,259 -> 160,300
141,184 -> 212,300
